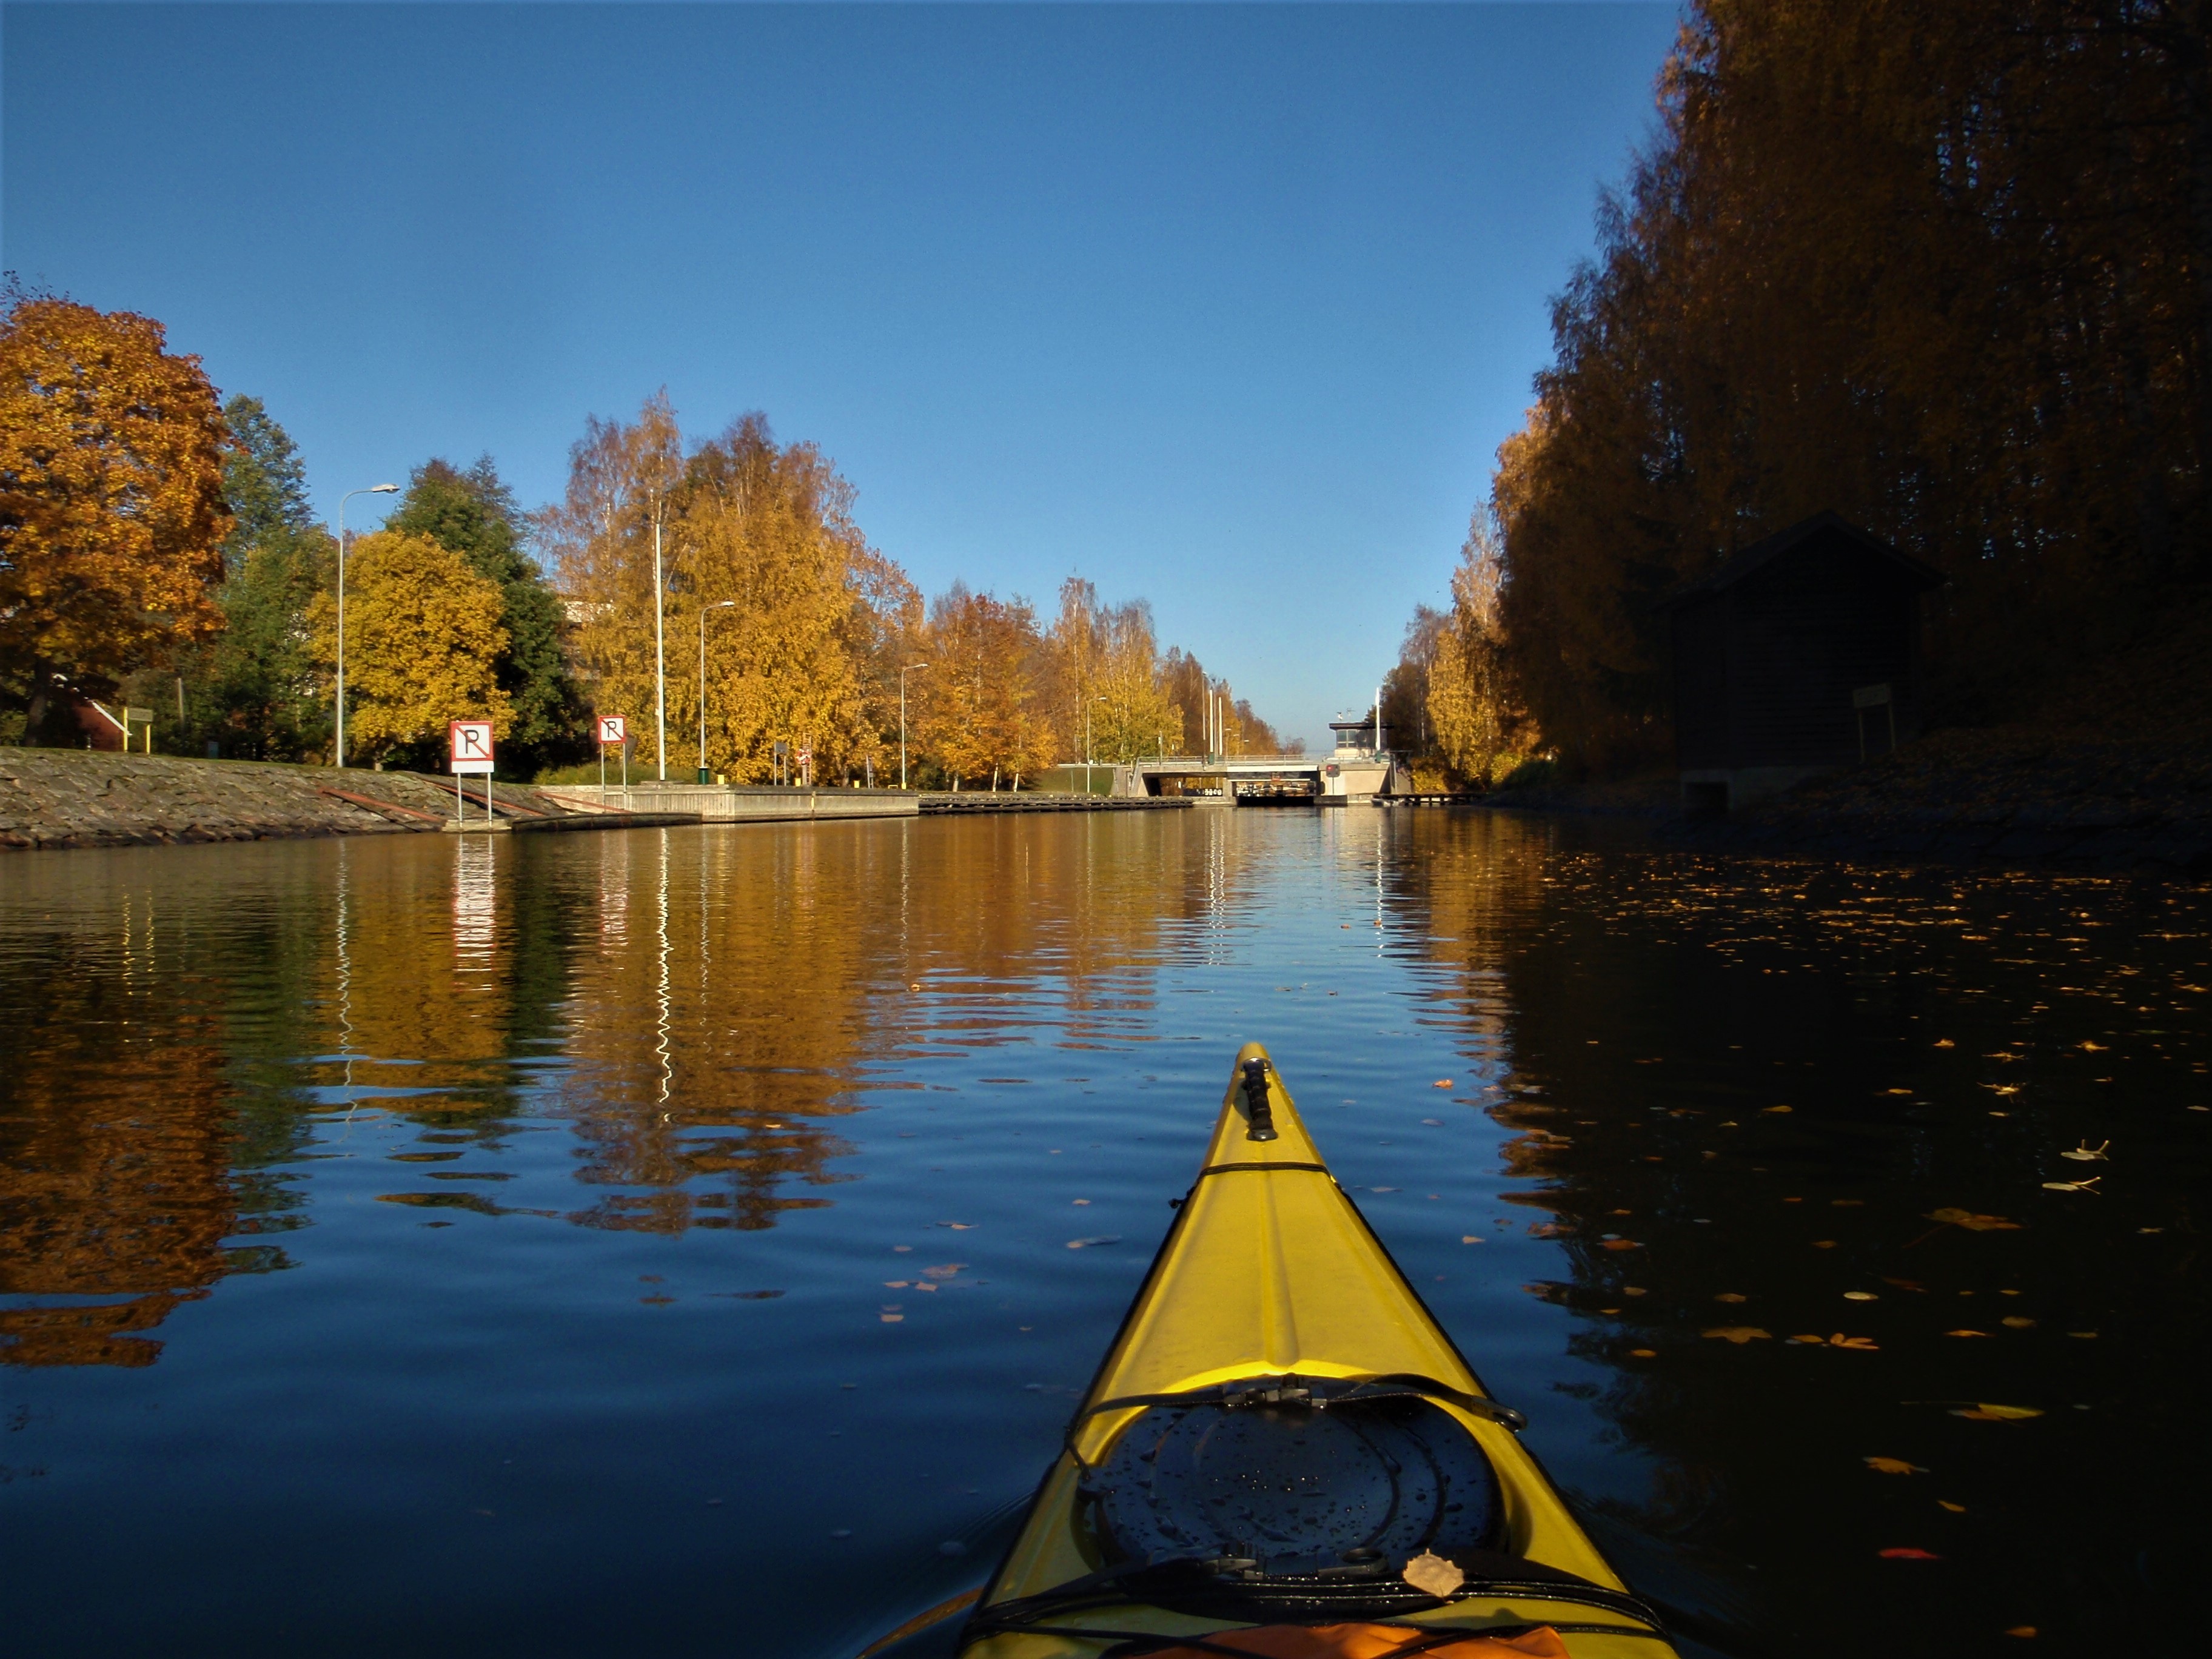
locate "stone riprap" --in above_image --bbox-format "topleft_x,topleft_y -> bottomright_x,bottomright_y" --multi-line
0,749 -> 583,851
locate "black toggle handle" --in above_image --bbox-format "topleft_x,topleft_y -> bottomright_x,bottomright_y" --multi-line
1241,1057 -> 1278,1141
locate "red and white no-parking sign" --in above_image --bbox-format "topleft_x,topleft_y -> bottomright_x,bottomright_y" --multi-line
449,720 -> 495,775
597,715 -> 626,746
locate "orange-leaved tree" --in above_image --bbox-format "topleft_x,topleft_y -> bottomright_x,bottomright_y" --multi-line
307,531 -> 512,768
0,287 -> 232,741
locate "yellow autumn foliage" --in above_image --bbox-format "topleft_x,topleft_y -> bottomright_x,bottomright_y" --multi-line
309,531 -> 512,766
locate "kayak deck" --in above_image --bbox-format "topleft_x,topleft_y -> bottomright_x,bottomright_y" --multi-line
959,1044 -> 1677,1659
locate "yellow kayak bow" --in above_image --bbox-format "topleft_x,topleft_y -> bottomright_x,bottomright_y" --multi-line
957,1044 -> 1677,1659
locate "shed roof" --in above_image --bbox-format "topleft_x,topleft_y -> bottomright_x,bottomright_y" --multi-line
1661,511 -> 1946,607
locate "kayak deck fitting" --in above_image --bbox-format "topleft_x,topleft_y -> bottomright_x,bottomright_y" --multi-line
950,1044 -> 1678,1659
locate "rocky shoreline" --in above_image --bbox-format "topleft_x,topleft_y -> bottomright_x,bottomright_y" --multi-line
0,749 -> 588,851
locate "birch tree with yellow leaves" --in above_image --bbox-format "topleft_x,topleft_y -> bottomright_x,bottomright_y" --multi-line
307,531 -> 511,768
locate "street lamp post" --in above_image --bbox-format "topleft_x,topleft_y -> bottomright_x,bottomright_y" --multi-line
697,601 -> 736,784
334,483 -> 400,768
652,498 -> 669,782
900,662 -> 931,789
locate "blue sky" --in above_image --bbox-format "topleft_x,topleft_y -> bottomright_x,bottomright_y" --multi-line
2,2 -> 1678,747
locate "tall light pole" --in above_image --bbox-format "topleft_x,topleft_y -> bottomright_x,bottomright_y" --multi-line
900,662 -> 930,789
697,600 -> 736,784
652,498 -> 670,782
334,483 -> 399,768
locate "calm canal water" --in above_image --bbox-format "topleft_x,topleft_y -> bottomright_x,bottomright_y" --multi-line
1,811 -> 2205,1657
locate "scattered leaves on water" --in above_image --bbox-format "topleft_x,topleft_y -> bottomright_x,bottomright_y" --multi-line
1947,1329 -> 1991,1338
2060,1141 -> 2110,1162
1703,1327 -> 1772,1344
1950,1404 -> 2043,1421
1065,1236 -> 1122,1249
1623,1286 -> 1647,1296
1460,1236 -> 1486,1244
920,1264 -> 966,1279
1762,1105 -> 1794,1114
2002,1316 -> 2037,1329
1629,1349 -> 1657,1358
1845,1291 -> 1879,1301
880,1313 -> 904,1323
1432,1080 -> 1455,1089
1789,1335 -> 1826,1344
1831,1335 -> 1880,1350
1879,1547 -> 1942,1561
2041,1178 -> 2101,1193
1939,1501 -> 1968,1513
1600,1239 -> 1642,1252
1934,1039 -> 1956,1048
1928,1208 -> 2023,1231
1714,1293 -> 1748,1304
1865,1457 -> 1926,1475
1401,1550 -> 1465,1598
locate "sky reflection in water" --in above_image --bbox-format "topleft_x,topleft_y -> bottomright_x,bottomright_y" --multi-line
1,812 -> 2205,1657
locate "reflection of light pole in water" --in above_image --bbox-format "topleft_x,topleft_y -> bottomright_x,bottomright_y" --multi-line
655,829 -> 672,1111
335,842 -> 361,1132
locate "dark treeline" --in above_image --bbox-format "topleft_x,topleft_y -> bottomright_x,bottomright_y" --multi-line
1464,0 -> 2208,773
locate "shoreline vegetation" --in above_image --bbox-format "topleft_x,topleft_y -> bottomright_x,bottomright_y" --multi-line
1379,2 -> 2211,848
1,301 -> 1292,788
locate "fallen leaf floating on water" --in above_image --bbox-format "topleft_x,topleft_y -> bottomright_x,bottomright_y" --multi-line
2042,1177 -> 2102,1194
2002,1316 -> 2037,1329
1935,1039 -> 1956,1048
2079,1041 -> 2106,1051
2060,1141 -> 2110,1162
1460,1236 -> 1486,1244
1629,1349 -> 1657,1358
1790,1335 -> 1826,1344
1401,1550 -> 1466,1598
1926,1208 -> 2023,1231
921,1264 -> 965,1279
1600,1239 -> 1643,1252
1703,1327 -> 1772,1344
1763,1105 -> 1794,1114
1844,1292 -> 1879,1301
1831,1335 -> 1880,1350
1065,1236 -> 1122,1250
2004,1627 -> 2038,1639
1986,1085 -> 2022,1096
1947,1330 -> 1991,1338
1812,1240 -> 1837,1249
1879,1547 -> 1943,1561
1950,1404 -> 2043,1421
1432,1080 -> 1455,1089
1938,1501 -> 1968,1513
1865,1457 -> 1927,1475
1714,1293 -> 1748,1304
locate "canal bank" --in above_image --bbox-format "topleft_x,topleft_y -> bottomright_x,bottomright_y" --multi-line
0,750 -> 1194,851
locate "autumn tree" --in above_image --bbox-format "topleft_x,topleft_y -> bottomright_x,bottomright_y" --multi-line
1421,507 -> 1526,786
388,456 -> 584,773
1481,0 -> 2212,766
309,531 -> 511,768
544,400 -> 910,783
912,583 -> 1048,788
0,286 -> 232,743
1039,577 -> 1181,763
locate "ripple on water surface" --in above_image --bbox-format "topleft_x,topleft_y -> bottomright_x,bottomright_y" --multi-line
0,812 -> 2205,1657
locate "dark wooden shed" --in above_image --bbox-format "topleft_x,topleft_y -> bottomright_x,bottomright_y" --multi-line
1664,511 -> 1944,813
